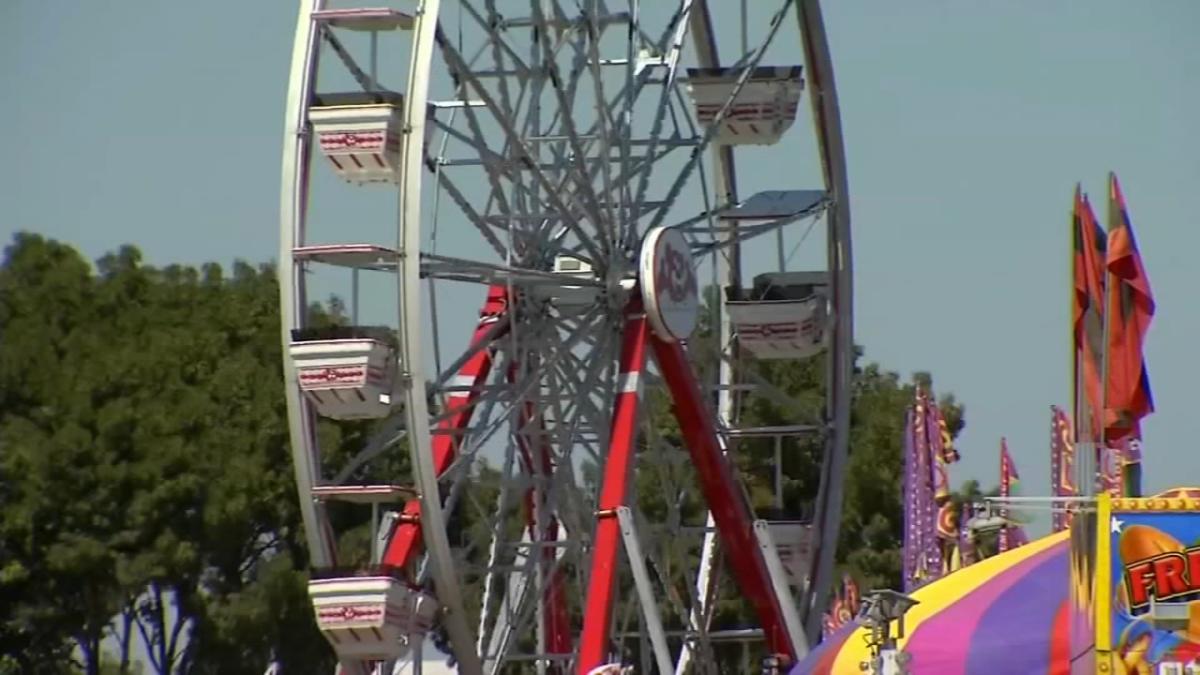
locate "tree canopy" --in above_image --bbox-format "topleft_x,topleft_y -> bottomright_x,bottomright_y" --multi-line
0,233 -> 977,671
0,234 -> 344,674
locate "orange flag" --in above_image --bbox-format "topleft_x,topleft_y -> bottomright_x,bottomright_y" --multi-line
1104,174 -> 1154,442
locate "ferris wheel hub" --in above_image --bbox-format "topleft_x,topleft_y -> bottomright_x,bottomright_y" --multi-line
639,226 -> 699,342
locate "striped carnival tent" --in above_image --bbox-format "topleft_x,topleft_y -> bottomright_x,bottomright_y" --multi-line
794,531 -> 1071,674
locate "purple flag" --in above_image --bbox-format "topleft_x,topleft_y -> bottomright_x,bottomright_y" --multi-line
902,407 -> 918,591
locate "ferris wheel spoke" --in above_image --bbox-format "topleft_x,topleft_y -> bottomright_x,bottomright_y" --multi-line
428,305 -> 606,431
625,0 -> 695,246
444,41 -> 553,251
548,353 -> 618,459
425,160 -> 556,262
527,3 -> 619,251
467,3 -> 534,78
576,1 -> 624,241
475,439 -> 520,653
437,38 -> 608,264
432,101 -> 533,249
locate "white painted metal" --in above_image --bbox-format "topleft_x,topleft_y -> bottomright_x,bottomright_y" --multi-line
280,0 -> 334,568
617,507 -> 675,675
765,521 -> 815,590
753,520 -> 808,657
311,485 -> 415,503
393,3 -> 482,673
311,8 -> 414,32
795,0 -> 855,643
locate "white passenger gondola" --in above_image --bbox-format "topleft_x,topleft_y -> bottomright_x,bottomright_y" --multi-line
289,326 -> 397,419
727,272 -> 828,360
308,569 -> 437,660
686,66 -> 804,146
308,92 -> 405,185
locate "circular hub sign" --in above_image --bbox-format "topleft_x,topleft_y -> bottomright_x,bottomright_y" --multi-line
639,226 -> 699,342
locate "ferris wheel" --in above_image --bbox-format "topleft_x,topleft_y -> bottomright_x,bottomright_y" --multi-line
278,1 -> 852,673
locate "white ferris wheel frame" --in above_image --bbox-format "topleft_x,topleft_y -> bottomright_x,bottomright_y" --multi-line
278,1 -> 853,672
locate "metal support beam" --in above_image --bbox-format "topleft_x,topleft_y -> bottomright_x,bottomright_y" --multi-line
577,304 -> 649,674
616,507 -> 675,675
753,520 -> 809,657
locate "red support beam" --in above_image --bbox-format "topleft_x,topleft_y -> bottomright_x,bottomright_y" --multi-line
577,306 -> 649,674
382,285 -> 509,571
649,334 -> 796,662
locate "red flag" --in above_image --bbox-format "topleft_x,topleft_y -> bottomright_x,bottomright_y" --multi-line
1104,174 -> 1154,442
999,439 -> 1023,553
1073,187 -> 1107,441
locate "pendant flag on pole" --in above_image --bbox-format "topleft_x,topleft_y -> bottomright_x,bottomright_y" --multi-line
998,440 -> 1028,552
1103,173 -> 1155,441
902,403 -> 920,591
1073,189 -> 1108,444
914,391 -> 942,585
1075,189 -> 1108,441
1103,173 -> 1153,501
902,388 -> 961,590
915,393 -> 942,578
821,573 -> 861,638
1050,406 -> 1076,532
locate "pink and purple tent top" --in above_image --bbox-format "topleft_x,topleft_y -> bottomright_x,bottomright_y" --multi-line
794,531 -> 1072,674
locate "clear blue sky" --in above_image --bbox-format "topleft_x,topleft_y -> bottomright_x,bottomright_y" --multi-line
3,0 -> 1198,532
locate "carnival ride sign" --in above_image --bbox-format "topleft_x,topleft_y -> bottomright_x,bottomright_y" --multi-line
639,226 -> 699,342
1101,496 -> 1200,673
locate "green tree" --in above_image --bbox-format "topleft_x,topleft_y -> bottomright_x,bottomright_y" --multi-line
0,234 -> 127,673
0,234 -> 382,673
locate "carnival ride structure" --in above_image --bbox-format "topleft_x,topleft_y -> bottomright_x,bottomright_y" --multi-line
278,1 -> 852,673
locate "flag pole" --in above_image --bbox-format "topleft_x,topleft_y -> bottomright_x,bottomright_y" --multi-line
1071,185 -> 1096,498
1099,174 -> 1117,497
1106,171 -> 1143,498
1070,187 -> 1081,494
